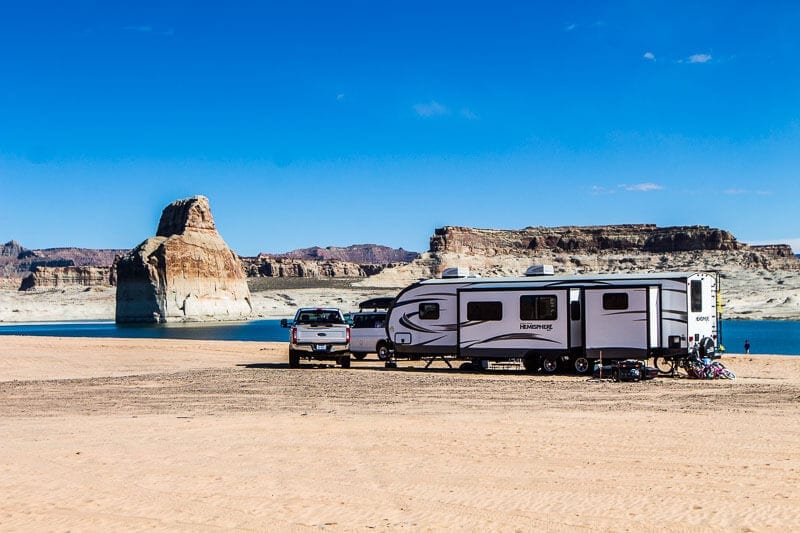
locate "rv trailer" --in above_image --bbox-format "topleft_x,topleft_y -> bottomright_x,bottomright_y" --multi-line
384,267 -> 720,373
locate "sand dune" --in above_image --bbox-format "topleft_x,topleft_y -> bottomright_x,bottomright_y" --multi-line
1,336 -> 799,530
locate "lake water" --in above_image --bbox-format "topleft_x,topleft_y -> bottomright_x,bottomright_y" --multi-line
0,319 -> 798,355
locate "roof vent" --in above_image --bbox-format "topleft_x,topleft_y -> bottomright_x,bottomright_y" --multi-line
524,264 -> 554,276
442,266 -> 470,278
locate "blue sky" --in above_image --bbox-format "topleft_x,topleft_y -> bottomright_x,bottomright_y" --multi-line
1,1 -> 799,256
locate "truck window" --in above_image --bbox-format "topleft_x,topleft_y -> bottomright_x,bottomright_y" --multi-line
467,301 -> 503,321
520,295 -> 558,320
419,303 -> 440,320
690,280 -> 703,312
296,310 -> 343,324
602,293 -> 628,310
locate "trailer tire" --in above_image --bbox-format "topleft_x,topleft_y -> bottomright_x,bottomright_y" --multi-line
289,350 -> 300,369
340,356 -> 351,369
377,342 -> 390,361
542,355 -> 559,374
523,353 -> 540,373
351,352 -> 367,360
573,357 -> 590,374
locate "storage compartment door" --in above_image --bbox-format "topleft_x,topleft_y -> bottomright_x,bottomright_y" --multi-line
584,288 -> 648,358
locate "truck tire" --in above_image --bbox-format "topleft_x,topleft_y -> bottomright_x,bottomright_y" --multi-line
351,352 -> 367,360
340,356 -> 351,369
289,350 -> 300,369
377,342 -> 390,361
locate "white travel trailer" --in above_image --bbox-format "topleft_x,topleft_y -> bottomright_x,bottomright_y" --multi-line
384,267 -> 720,373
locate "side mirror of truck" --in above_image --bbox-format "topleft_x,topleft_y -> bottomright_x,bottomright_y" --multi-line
280,319 -> 290,328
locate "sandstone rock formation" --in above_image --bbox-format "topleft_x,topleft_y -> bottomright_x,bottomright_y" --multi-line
278,244 -> 418,263
115,196 -> 251,323
19,266 -> 115,291
0,240 -> 127,278
360,224 -> 800,288
241,255 -> 400,278
429,224 -> 743,256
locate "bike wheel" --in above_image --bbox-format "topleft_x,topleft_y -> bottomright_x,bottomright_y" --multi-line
722,369 -> 736,379
655,356 -> 674,374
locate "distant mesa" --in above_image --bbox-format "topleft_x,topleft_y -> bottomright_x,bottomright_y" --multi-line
115,195 -> 252,323
242,244 -> 418,279
277,244 -> 418,264
420,224 -> 800,276
2,239 -> 127,281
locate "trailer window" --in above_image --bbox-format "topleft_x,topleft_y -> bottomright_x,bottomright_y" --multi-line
467,301 -> 503,321
602,293 -> 628,310
418,303 -> 440,320
690,280 -> 703,312
520,295 -> 558,320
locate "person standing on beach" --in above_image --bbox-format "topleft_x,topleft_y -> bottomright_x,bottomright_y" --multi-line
744,339 -> 751,354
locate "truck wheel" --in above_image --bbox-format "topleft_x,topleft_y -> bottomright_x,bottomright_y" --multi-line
351,352 -> 367,360
340,356 -> 351,369
289,350 -> 300,369
573,357 -> 590,374
542,356 -> 559,373
377,342 -> 390,361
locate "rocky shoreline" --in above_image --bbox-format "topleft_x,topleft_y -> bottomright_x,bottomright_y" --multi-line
3,223 -> 799,322
1,267 -> 799,322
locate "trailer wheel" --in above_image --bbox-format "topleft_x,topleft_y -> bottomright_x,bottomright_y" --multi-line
377,342 -> 390,361
573,357 -> 590,374
339,356 -> 351,369
289,350 -> 300,369
542,356 -> 559,373
351,352 -> 367,360
459,362 -> 476,371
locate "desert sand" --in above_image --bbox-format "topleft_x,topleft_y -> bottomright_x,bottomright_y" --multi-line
1,336 -> 799,531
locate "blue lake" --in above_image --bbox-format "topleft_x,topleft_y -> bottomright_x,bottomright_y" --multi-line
0,319 -> 798,355
0,320 -> 288,342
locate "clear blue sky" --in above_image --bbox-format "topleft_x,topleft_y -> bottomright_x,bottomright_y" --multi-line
1,1 -> 799,256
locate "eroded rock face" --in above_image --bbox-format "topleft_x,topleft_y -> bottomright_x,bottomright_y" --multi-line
19,266 -> 115,291
240,256 -> 399,278
422,224 -> 799,276
430,224 -> 743,256
115,196 -> 251,323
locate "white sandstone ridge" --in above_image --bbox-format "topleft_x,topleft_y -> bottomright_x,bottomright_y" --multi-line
115,195 -> 252,323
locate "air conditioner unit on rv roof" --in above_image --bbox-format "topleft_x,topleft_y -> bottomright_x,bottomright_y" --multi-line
524,264 -> 554,276
442,266 -> 470,278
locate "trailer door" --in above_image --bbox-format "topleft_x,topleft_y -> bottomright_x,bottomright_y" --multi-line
584,288 -> 648,358
648,286 -> 660,349
569,288 -> 583,348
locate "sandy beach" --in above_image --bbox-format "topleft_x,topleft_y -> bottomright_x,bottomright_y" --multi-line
1,336 -> 799,531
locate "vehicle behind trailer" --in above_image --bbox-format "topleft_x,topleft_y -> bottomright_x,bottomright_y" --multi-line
348,297 -> 394,360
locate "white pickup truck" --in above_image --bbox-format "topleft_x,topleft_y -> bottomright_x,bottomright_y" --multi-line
281,307 -> 351,368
